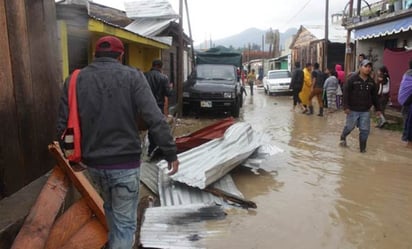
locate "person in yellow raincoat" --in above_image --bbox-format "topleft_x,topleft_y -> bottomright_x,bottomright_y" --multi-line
299,62 -> 313,113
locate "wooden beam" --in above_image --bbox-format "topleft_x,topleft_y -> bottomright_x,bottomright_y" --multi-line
44,198 -> 99,249
11,166 -> 69,249
48,142 -> 107,229
59,218 -> 107,249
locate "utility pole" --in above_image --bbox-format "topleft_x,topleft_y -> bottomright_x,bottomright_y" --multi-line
177,0 -> 184,117
184,0 -> 195,71
344,0 -> 354,79
324,0 -> 329,70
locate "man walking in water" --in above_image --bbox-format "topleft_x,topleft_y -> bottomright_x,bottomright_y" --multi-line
339,59 -> 381,153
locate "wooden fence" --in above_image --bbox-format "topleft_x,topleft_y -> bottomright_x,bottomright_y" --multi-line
0,0 -> 61,197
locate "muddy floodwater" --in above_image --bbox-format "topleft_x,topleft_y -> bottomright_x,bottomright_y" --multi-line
176,87 -> 412,249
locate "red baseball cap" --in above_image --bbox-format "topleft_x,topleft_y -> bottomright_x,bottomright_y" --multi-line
95,36 -> 124,53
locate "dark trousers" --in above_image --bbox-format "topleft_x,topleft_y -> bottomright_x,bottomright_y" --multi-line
248,81 -> 254,95
292,88 -> 301,106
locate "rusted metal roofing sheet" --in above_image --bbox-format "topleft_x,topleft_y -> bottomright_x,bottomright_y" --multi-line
140,203 -> 226,249
175,117 -> 235,153
157,122 -> 268,189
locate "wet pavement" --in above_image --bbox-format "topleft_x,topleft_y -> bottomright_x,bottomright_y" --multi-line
175,87 -> 412,249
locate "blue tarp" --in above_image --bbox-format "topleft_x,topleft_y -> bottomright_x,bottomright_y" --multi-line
354,16 -> 412,40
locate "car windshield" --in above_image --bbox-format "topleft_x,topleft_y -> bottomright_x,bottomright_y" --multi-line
268,71 -> 291,79
196,65 -> 235,81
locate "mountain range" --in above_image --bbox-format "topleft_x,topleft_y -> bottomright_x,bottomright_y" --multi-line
195,27 -> 298,51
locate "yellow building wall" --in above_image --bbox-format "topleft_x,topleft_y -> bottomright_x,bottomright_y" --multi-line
88,36 -> 162,72
58,21 -> 69,81
128,44 -> 161,72
57,18 -> 168,78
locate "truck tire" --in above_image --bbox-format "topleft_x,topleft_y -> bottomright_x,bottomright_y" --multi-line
232,98 -> 240,118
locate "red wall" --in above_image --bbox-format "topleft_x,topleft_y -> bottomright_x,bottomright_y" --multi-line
383,48 -> 412,108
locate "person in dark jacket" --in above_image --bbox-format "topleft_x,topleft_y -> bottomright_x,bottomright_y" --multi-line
144,59 -> 174,156
339,59 -> 382,153
290,61 -> 304,111
56,36 -> 179,249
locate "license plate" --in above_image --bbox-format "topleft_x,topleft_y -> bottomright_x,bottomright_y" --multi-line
200,101 -> 212,108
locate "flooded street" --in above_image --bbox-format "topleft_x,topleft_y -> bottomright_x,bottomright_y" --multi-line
179,87 -> 412,249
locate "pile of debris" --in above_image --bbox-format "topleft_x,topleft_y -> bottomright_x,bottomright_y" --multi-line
9,119 -> 282,249
138,119 -> 283,248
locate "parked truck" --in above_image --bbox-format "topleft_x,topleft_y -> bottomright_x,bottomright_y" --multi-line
182,46 -> 243,117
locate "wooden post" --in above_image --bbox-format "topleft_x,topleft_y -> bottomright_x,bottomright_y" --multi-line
177,0 -> 184,117
324,0 -> 329,70
344,0 -> 354,79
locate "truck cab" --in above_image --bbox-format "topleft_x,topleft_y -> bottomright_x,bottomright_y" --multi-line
182,47 -> 243,117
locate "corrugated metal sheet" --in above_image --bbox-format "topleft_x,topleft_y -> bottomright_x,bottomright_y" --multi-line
140,203 -> 226,249
140,161 -> 246,207
159,172 -> 245,207
126,19 -> 172,36
305,24 -> 350,43
241,143 -> 284,170
139,121 -> 283,248
124,0 -> 178,19
157,122 -> 268,189
140,161 -> 159,194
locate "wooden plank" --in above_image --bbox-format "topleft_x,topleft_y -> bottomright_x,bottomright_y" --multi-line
5,0 -> 37,190
48,142 -> 107,229
25,0 -> 61,181
45,198 -> 94,249
11,166 -> 69,249
0,0 -> 26,197
59,218 -> 107,249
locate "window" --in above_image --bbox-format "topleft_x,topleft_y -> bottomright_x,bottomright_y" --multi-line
384,39 -> 397,49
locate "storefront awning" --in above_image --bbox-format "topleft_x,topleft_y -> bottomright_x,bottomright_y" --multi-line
354,16 -> 412,40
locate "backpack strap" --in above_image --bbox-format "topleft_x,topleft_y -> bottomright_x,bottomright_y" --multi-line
65,69 -> 82,163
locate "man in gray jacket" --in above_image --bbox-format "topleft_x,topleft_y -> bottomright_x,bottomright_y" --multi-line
144,59 -> 173,156
57,36 -> 179,249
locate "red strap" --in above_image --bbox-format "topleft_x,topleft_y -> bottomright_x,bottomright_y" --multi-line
67,69 -> 82,162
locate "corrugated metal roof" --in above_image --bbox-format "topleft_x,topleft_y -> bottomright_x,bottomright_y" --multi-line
126,19 -> 173,36
304,24 -> 349,43
157,122 -> 269,189
159,172 -> 245,207
140,203 -> 226,249
138,121 -> 283,247
124,0 -> 179,19
124,0 -> 178,45
141,161 -> 248,207
241,143 -> 284,171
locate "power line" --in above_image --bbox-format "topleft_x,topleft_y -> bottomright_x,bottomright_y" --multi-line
284,0 -> 314,25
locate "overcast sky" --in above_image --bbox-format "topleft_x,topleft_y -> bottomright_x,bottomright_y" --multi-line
93,0 -> 379,44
